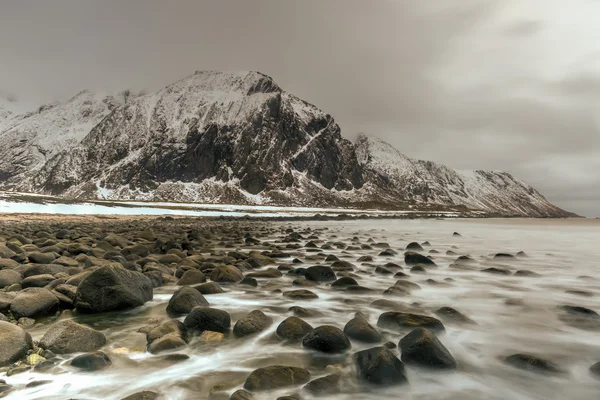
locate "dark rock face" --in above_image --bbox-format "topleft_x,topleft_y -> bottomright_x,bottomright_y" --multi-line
243,365 -> 311,391
71,351 -> 112,371
183,306 -> 231,333
377,312 -> 445,333
211,265 -> 243,283
276,317 -> 313,342
404,252 -> 436,267
590,362 -> 600,379
39,320 -> 106,354
229,389 -> 255,400
399,328 -> 457,369
302,325 -> 351,353
177,270 -> 206,285
75,264 -> 153,313
0,322 -> 33,366
146,320 -> 188,354
353,346 -> 408,386
10,288 -> 59,319
304,266 -> 336,282
233,310 -> 272,337
167,286 -> 209,316
504,354 -> 563,374
344,315 -> 381,343
303,374 -> 341,395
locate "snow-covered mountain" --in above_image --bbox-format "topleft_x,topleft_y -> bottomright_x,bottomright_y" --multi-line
0,71 -> 574,217
355,134 -> 572,217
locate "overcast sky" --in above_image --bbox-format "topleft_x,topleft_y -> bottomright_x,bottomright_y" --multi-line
0,0 -> 598,216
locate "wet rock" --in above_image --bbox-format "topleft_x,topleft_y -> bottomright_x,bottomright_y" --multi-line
590,362 -> 600,379
40,320 -> 106,354
435,307 -> 475,325
239,276 -> 258,287
211,265 -> 243,283
0,321 -> 33,366
0,269 -> 22,289
514,270 -> 540,277
120,391 -> 161,400
305,266 -> 336,282
75,264 -> 153,313
167,286 -> 209,316
330,261 -> 355,271
276,317 -> 313,342
410,265 -> 426,274
494,253 -> 516,260
482,267 -> 512,275
399,328 -> 456,369
379,249 -> 397,257
71,351 -> 112,371
10,287 -> 59,319
504,353 -> 563,374
283,290 -> 318,299
344,315 -> 381,343
353,346 -> 408,386
303,374 -> 341,396
22,274 -> 56,288
331,276 -> 358,288
194,282 -> 225,294
229,389 -> 255,400
28,252 -> 57,264
404,252 -> 436,267
406,242 -> 424,251
177,270 -> 207,285
377,312 -> 445,333
375,266 -> 393,275
302,325 -> 351,353
288,306 -> 322,318
244,365 -> 311,391
558,305 -> 600,329
184,307 -> 231,333
233,310 -> 272,337
247,268 -> 283,278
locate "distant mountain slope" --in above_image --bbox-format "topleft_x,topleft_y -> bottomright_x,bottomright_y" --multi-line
355,134 -> 573,217
0,70 -> 574,217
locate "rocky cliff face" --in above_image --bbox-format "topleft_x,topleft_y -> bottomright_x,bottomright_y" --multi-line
0,71 -> 573,216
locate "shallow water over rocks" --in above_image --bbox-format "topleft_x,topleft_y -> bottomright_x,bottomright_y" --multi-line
2,218 -> 600,400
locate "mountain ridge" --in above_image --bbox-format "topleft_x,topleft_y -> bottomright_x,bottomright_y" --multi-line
0,70 -> 575,217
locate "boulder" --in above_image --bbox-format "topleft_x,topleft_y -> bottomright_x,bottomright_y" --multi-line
302,325 -> 351,353
194,282 -> 225,294
0,269 -> 22,289
28,252 -> 57,264
590,362 -> 600,379
434,307 -> 475,325
283,290 -> 318,299
353,346 -> 408,386
247,268 -> 283,278
75,264 -> 153,313
211,265 -> 243,283
331,277 -> 358,288
244,365 -> 310,391
276,317 -> 313,342
377,312 -> 445,333
177,270 -> 206,286
344,315 -> 381,343
71,351 -> 112,371
167,286 -> 209,316
399,328 -> 456,369
0,321 -> 33,366
21,274 -> 55,288
40,320 -> 106,354
233,310 -> 272,337
305,266 -> 336,282
303,374 -> 341,396
10,288 -> 59,319
184,307 -> 231,333
404,252 -> 436,267
504,353 -> 563,374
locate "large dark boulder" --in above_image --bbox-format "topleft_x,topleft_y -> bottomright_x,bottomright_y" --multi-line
40,320 -> 106,354
177,270 -> 206,285
399,328 -> 456,369
75,264 -> 153,313
210,265 -> 243,283
10,288 -> 59,319
233,310 -> 272,337
353,346 -> 408,386
71,351 -> 112,371
404,252 -> 436,267
167,286 -> 209,316
183,306 -> 231,333
304,266 -> 336,282
504,353 -> 564,374
194,282 -> 225,294
21,274 -> 55,288
243,365 -> 310,391
377,312 -> 445,333
302,325 -> 351,353
344,315 -> 381,343
0,321 -> 33,366
276,317 -> 313,342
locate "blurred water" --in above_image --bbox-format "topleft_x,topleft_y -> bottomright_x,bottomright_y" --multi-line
4,218 -> 600,400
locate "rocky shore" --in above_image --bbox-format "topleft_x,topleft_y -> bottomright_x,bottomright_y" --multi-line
0,216 -> 599,399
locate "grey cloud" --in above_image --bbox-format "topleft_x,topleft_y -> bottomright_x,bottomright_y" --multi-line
0,0 -> 597,216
